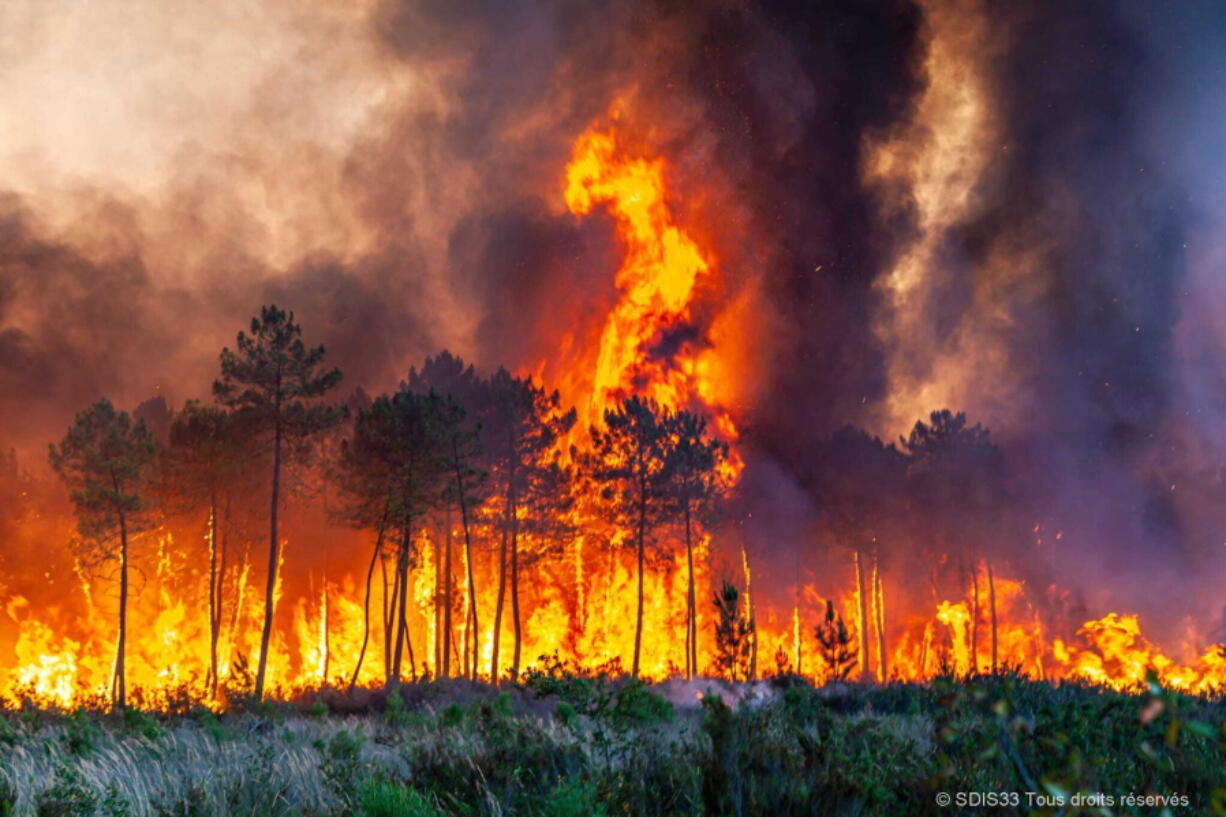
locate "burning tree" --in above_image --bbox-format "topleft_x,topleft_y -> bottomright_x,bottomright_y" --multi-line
812,427 -> 905,681
712,579 -> 753,682
815,599 -> 857,682
902,410 -> 1005,674
582,396 -> 670,678
404,353 -> 489,680
660,411 -> 727,680
429,394 -> 484,679
48,399 -> 157,708
330,401 -> 395,689
161,402 -> 249,695
337,389 -> 450,688
213,305 -> 343,700
483,367 -> 575,680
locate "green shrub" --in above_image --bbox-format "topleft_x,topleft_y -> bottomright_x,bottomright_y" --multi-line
61,708 -> 99,756
358,780 -> 441,817
541,779 -> 607,817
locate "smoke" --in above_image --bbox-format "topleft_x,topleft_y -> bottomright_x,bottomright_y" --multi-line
1,0 -> 1224,637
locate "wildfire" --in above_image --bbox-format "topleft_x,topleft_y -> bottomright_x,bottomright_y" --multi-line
555,112 -> 743,480
0,111 -> 1223,710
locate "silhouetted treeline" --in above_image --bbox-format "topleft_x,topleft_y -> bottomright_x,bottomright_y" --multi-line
37,305 -> 1039,702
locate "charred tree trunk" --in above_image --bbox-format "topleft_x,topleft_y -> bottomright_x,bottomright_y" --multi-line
381,548 -> 392,680
987,558 -> 999,674
254,407 -> 282,701
436,517 -> 446,672
443,512 -> 454,678
510,499 -> 522,678
206,489 -> 220,695
322,579 -> 330,682
214,498 -> 230,692
390,518 -> 412,689
873,555 -> 887,682
684,501 -> 697,679
854,550 -> 871,682
490,524 -> 508,682
451,441 -> 479,682
971,561 -> 980,674
115,507 -> 129,709
463,506 -> 479,682
351,516 -> 387,690
632,476 -> 647,678
226,539 -> 250,676
742,548 -> 757,680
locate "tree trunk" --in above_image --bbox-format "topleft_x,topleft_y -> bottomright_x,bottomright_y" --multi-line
216,497 -> 230,689
462,490 -> 479,682
490,524 -> 508,682
351,517 -> 387,690
632,480 -> 647,678
381,547 -> 392,680
433,519 -> 442,675
443,511 -> 454,678
254,415 -> 282,701
510,503 -> 522,678
854,550 -> 871,682
115,510 -> 129,709
322,579 -> 330,683
390,519 -> 412,688
743,548 -> 757,681
873,554 -> 887,682
226,540 -> 249,676
207,490 -> 220,695
684,501 -> 696,679
987,558 -> 998,674
451,440 -> 478,680
970,561 -> 980,675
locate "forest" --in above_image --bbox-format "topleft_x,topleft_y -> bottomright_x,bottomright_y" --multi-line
9,303 -> 1013,709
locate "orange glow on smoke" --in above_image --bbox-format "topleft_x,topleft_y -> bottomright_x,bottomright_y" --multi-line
0,112 -> 1223,709
554,112 -> 743,481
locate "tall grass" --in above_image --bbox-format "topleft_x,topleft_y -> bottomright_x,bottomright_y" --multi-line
0,674 -> 1222,817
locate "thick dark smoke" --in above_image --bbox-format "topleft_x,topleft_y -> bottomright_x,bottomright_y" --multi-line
905,0 -> 1225,627
1,0 -> 1223,635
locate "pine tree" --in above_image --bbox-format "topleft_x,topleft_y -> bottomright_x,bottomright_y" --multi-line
404,354 -> 489,679
485,368 -> 574,680
581,396 -> 668,678
338,389 -> 449,688
213,305 -> 343,700
712,580 -> 753,682
163,401 -> 248,695
815,599 -> 857,682
902,410 -> 1005,673
660,411 -> 727,679
49,399 -> 156,708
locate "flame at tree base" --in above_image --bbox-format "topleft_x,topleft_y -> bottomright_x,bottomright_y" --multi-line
2,530 -> 1223,710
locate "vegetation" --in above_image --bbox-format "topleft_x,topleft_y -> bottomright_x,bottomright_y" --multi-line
816,599 -> 858,682
213,305 -> 344,700
712,581 -> 754,683
33,302 -> 1131,699
0,674 -> 1222,816
48,399 -> 157,708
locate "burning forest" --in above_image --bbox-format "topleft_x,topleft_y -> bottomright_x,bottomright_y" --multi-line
1,0 -> 1226,720
0,0 -> 1221,711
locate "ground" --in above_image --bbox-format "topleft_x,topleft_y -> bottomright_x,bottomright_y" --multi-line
0,673 -> 1223,817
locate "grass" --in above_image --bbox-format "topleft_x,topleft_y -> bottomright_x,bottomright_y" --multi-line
0,673 -> 1222,816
